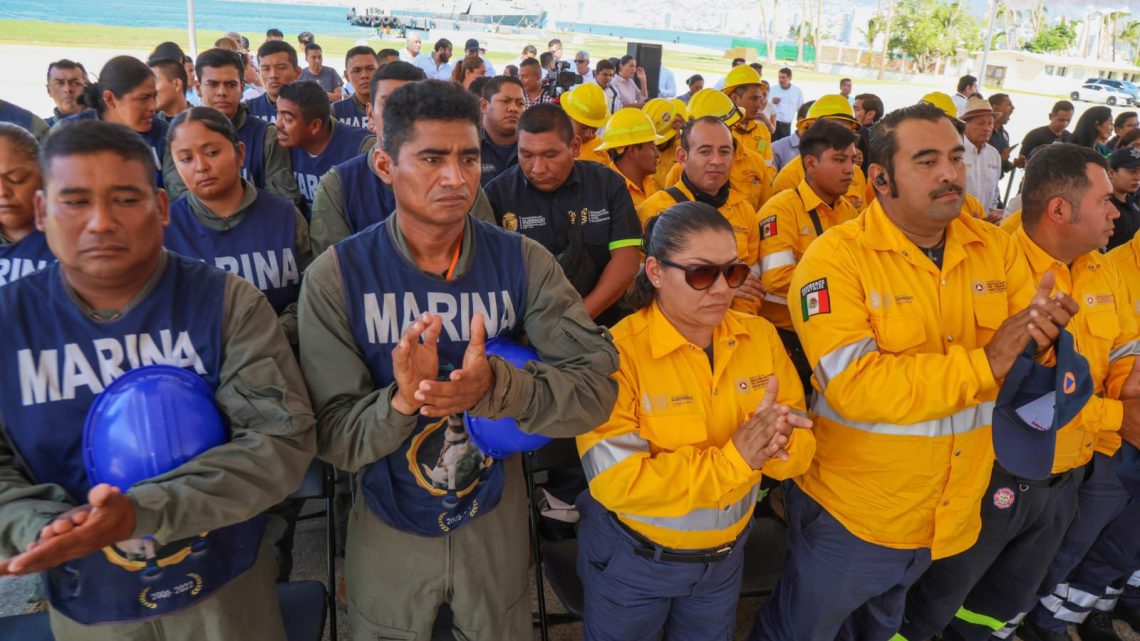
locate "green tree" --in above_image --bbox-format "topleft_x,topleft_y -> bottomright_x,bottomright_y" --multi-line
863,14 -> 886,50
889,0 -> 981,73
1023,21 -> 1077,53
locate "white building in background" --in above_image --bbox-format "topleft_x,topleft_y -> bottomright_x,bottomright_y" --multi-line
973,49 -> 1140,95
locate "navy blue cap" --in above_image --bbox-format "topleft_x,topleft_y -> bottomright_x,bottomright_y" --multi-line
993,328 -> 1094,480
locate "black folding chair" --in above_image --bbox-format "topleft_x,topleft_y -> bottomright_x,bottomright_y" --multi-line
286,459 -> 338,641
277,580 -> 329,641
739,514 -> 789,598
523,439 -> 586,641
0,610 -> 52,641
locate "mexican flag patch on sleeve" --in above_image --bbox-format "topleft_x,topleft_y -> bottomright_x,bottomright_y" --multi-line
800,278 -> 831,320
760,215 -> 777,239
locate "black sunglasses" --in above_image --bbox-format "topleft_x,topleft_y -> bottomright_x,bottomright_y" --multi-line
658,258 -> 750,290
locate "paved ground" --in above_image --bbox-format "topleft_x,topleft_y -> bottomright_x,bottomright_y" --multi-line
6,500 -> 1139,641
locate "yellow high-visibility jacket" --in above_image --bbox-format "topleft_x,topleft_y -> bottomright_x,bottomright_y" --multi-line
577,302 -> 815,550
1103,235 -> 1140,455
788,200 -> 1037,559
758,179 -> 859,330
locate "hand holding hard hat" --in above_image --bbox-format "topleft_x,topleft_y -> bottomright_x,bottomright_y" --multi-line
2,364 -> 229,576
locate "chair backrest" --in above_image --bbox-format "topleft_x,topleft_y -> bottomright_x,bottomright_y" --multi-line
524,438 -> 582,474
288,459 -> 333,501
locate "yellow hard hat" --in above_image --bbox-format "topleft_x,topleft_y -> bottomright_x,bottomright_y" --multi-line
921,91 -> 960,121
561,82 -> 608,128
721,65 -> 762,93
596,108 -> 665,151
686,88 -> 743,128
797,94 -> 861,135
643,98 -> 684,142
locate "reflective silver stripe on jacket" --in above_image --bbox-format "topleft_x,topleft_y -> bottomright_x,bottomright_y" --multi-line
814,337 -> 879,390
761,250 -> 796,274
581,432 -> 650,480
812,395 -> 995,437
1110,340 -> 1140,363
621,485 -> 759,532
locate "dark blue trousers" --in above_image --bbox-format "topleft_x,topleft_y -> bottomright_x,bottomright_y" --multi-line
899,463 -> 1081,641
749,483 -> 932,641
1027,453 -> 1140,631
577,491 -> 747,641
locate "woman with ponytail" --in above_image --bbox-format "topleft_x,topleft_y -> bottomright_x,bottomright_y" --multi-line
450,56 -> 486,90
574,201 -> 816,640
66,55 -> 169,187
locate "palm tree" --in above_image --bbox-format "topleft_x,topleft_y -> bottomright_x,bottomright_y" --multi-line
877,0 -> 894,78
796,0 -> 811,64
1120,18 -> 1140,62
863,15 -> 886,51
758,0 -> 779,61
1108,10 -> 1129,61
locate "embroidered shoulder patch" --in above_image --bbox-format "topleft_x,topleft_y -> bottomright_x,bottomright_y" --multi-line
800,278 -> 831,321
760,215 -> 778,240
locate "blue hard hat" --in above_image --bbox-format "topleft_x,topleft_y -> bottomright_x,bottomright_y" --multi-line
84,365 -> 227,489
464,337 -> 551,458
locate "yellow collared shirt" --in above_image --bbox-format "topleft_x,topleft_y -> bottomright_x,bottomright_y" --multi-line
654,137 -> 680,190
1103,235 -> 1140,455
789,200 -> 1037,559
733,120 -> 774,164
579,136 -> 612,166
576,302 -> 815,550
758,179 -> 860,330
609,161 -> 659,209
662,146 -> 775,211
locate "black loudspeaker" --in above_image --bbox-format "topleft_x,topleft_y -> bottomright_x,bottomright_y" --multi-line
627,42 -> 662,98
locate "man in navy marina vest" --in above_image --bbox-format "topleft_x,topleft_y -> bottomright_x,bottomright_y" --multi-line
0,124 -> 55,286
162,48 -> 301,208
297,79 -> 619,640
276,80 -> 374,219
311,60 -> 420,255
0,120 -> 315,640
332,45 -> 379,130
246,40 -> 301,124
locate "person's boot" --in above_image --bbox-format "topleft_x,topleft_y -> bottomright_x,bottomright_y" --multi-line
1077,610 -> 1124,641
1115,601 -> 1140,634
1016,618 -> 1073,641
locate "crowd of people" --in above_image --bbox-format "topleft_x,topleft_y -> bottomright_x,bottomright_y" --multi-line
0,24 -> 1139,641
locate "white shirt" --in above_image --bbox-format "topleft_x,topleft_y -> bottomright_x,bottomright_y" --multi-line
579,69 -> 595,83
963,138 -> 1002,210
603,84 -> 623,114
412,53 -> 453,80
952,93 -> 969,116
768,83 -> 804,124
658,67 -> 677,98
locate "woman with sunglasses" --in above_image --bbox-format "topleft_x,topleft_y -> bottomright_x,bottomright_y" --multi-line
165,107 -> 311,346
575,202 -> 815,640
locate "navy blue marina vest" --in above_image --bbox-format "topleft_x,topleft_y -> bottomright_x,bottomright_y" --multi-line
0,231 -> 54,287
337,217 -> 527,536
0,256 -> 263,624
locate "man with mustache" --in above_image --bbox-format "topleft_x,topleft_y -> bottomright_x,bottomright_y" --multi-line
901,142 -> 1139,641
750,101 -> 1080,641
44,59 -> 90,126
297,79 -> 619,641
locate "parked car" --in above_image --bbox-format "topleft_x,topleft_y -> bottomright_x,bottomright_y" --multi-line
1071,83 -> 1134,106
1085,77 -> 1140,101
